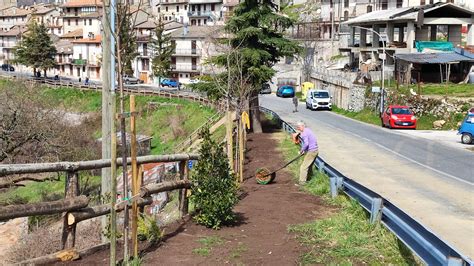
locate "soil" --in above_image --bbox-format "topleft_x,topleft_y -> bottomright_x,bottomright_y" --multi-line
62,121 -> 334,265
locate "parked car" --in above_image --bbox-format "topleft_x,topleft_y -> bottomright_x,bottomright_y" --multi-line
381,105 -> 417,129
1,64 -> 14,71
161,78 -> 179,88
276,85 -> 295,98
260,83 -> 271,94
123,75 -> 143,84
305,89 -> 332,110
458,112 -> 474,144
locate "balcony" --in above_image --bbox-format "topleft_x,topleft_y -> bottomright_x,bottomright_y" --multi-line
57,58 -> 73,64
189,0 -> 222,3
158,0 -> 189,4
172,49 -> 201,56
72,59 -> 87,65
187,11 -> 213,17
170,64 -> 201,72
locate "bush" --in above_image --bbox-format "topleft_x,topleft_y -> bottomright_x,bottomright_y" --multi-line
190,128 -> 238,229
137,214 -> 162,244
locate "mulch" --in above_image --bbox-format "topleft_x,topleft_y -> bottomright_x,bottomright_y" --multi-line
62,121 -> 333,265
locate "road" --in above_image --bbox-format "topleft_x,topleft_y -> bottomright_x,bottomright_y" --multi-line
260,94 -> 474,259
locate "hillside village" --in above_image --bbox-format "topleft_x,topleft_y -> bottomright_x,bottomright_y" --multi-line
1,0 -> 473,85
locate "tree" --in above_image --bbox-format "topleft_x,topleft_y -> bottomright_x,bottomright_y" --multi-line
220,0 -> 300,132
116,3 -> 139,76
150,17 -> 175,87
13,21 -> 57,77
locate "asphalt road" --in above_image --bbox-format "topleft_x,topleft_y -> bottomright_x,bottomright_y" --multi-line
261,94 -> 474,185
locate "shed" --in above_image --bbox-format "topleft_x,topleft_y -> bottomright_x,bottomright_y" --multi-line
394,52 -> 474,84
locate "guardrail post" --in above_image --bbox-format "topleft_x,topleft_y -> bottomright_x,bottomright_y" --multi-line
369,198 -> 383,224
329,176 -> 344,198
318,160 -> 325,173
447,257 -> 464,266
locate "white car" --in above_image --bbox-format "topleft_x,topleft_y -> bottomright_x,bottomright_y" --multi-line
306,89 -> 332,110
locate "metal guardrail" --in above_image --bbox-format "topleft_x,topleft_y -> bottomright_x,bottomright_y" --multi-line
260,106 -> 473,266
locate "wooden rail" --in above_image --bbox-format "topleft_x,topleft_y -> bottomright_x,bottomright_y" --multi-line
0,153 -> 199,255
0,74 -> 226,111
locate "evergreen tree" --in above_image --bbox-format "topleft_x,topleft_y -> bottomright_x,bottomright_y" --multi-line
216,0 -> 300,132
13,21 -> 57,77
150,18 -> 175,86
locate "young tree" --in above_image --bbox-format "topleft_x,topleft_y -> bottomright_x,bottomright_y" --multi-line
191,127 -> 238,229
13,21 -> 57,77
150,18 -> 175,87
221,0 -> 300,132
116,3 -> 139,76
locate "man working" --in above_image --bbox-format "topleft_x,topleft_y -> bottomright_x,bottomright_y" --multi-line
296,121 -> 318,185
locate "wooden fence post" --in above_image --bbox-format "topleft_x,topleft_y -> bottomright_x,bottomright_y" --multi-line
178,160 -> 189,218
62,171 -> 79,249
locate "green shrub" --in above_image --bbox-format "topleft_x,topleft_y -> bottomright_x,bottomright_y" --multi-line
190,128 -> 238,229
137,214 -> 162,244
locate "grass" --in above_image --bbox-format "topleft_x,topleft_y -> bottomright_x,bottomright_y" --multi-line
192,236 -> 224,257
373,79 -> 474,98
229,242 -> 248,259
332,106 -> 382,127
0,174 -> 101,205
40,87 -> 102,112
276,132 -> 421,265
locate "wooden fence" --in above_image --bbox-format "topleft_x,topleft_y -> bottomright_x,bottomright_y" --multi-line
0,74 -> 226,112
0,153 -> 199,262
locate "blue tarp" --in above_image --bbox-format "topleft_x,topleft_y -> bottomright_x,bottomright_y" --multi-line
415,41 -> 454,52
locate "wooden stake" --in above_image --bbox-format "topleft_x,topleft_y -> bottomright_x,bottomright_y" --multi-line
61,171 -> 79,249
239,119 -> 244,183
110,113 -> 118,266
178,161 -> 189,217
130,95 -> 139,258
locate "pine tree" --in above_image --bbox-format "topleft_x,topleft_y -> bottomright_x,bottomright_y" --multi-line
150,18 -> 175,86
218,0 -> 300,132
13,21 -> 57,77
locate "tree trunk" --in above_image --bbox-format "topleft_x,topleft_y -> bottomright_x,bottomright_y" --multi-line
249,90 -> 262,133
0,195 -> 89,221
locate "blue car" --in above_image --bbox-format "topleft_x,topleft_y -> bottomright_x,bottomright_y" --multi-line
458,111 -> 474,144
161,78 -> 179,88
276,85 -> 295,98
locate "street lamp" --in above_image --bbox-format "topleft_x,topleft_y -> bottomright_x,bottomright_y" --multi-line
353,25 -> 387,115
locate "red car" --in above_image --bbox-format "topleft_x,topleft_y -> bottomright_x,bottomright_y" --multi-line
381,105 -> 417,129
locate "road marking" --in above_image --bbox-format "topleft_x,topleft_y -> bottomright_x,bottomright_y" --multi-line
373,142 -> 473,186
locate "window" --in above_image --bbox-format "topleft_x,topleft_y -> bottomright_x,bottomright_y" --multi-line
180,74 -> 183,77
75,19 -> 78,25
184,5 -> 187,10
192,5 -> 195,11
67,8 -> 70,13
396,0 -> 402,7
84,19 -> 86,25
367,5 -> 372,13
420,0 -> 425,5
203,4 -> 206,11
381,0 -> 388,10
204,19 -> 207,24
176,6 -> 179,12
344,10 -> 348,21
68,19 -> 71,25
89,19 -> 92,25
330,0 -> 333,8
344,0 -> 349,8
58,28 -> 61,34
430,0 -> 434,3
211,3 -> 215,11
158,7 -> 160,12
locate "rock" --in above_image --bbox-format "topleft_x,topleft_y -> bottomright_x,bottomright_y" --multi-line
433,120 -> 446,129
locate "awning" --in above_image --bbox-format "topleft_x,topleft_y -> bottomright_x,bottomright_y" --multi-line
394,53 -> 474,64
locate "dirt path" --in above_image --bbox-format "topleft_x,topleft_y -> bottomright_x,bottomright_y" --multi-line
61,123 -> 333,265
141,125 -> 332,265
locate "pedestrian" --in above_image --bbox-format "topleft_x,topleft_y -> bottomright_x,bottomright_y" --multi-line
292,95 -> 298,112
85,77 -> 90,85
296,121 -> 318,185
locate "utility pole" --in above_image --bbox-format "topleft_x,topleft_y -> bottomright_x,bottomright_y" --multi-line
101,0 -> 117,264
